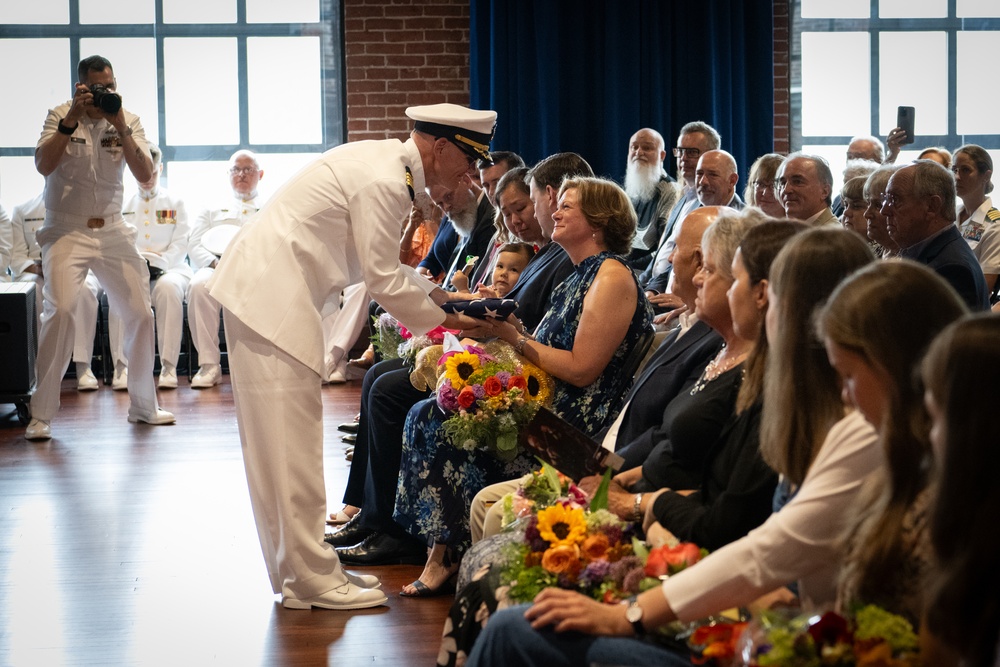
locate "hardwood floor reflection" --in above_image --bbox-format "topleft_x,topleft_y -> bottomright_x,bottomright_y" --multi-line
0,377 -> 450,667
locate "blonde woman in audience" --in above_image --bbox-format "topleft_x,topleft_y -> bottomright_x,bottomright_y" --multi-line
743,153 -> 786,218
465,228 -> 877,667
818,261 -> 968,625
922,314 -> 1000,667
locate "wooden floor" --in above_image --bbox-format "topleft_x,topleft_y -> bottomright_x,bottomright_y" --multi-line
0,376 -> 452,667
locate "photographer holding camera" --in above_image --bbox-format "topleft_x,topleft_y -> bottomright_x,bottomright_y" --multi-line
26,54 -> 175,440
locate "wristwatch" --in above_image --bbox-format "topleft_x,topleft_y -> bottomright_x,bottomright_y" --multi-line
624,596 -> 645,636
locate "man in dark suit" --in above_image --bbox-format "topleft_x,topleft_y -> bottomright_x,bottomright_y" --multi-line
884,160 -> 989,310
644,149 -> 745,301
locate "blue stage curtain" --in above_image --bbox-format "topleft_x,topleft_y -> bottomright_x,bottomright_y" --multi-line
470,0 -> 774,187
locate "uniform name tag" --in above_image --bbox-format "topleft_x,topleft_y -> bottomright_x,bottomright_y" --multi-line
70,137 -> 86,144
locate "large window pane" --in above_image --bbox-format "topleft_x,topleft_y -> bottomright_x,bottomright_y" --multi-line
801,32 -> 870,136
958,0 -> 1000,17
247,37 -> 321,145
801,0 -> 869,18
247,0 -> 319,23
0,39 -> 70,148
957,32 -> 1000,135
80,38 -> 160,146
164,38 -> 239,145
879,0 -> 946,18
80,0 -> 154,25
878,32 -> 948,136
166,152 -> 319,212
163,0 -> 235,24
0,1 -> 68,24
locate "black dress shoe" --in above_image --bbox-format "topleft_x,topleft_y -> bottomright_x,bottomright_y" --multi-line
324,513 -> 373,547
341,433 -> 357,444
336,531 -> 427,566
337,422 -> 359,434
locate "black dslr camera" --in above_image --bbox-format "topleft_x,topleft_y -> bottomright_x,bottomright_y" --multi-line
89,83 -> 122,114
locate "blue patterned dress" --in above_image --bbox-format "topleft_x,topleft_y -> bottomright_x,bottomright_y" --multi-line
392,251 -> 653,554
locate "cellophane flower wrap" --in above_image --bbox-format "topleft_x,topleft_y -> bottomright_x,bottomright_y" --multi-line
435,338 -> 554,461
372,312 -> 458,367
714,604 -> 920,667
497,464 -> 707,605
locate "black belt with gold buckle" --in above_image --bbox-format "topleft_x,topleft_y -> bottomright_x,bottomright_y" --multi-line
87,217 -> 105,229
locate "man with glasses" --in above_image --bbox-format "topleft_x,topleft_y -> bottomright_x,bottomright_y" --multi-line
205,103 -> 492,610
882,160 -> 989,310
26,54 -> 174,440
186,150 -> 264,388
640,122 -> 721,297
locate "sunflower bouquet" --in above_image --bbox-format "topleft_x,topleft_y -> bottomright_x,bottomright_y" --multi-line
435,338 -> 554,461
498,464 -> 706,605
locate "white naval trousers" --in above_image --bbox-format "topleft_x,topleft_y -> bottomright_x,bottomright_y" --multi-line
187,267 -> 222,366
321,282 -> 371,377
109,270 -> 189,370
17,271 -> 101,364
30,217 -> 160,421
223,308 -> 350,599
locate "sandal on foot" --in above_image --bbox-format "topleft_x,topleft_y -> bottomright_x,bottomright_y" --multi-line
398,575 -> 456,598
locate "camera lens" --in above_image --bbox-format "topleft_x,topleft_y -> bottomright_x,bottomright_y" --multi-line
90,84 -> 122,114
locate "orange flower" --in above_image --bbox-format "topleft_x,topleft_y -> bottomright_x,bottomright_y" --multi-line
483,375 -> 503,397
457,385 -> 477,409
581,533 -> 610,561
541,544 -> 580,574
507,375 -> 527,391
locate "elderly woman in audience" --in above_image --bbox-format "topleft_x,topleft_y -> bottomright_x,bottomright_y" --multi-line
863,164 -> 901,258
638,220 -> 804,552
391,177 -> 653,596
465,228 -> 877,667
743,153 -> 786,218
839,176 -> 870,239
953,144 -> 999,299
921,314 -> 1000,667
818,261 -> 968,625
595,213 -> 767,526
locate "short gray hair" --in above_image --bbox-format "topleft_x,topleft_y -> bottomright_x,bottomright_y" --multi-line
783,152 -> 835,206
701,208 -> 761,281
863,164 -> 900,201
679,121 -> 721,151
911,159 -> 957,222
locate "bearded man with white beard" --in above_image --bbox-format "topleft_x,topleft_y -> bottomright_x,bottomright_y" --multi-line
623,128 -> 679,270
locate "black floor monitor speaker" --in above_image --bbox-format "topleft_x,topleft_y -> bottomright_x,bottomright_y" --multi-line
0,282 -> 38,393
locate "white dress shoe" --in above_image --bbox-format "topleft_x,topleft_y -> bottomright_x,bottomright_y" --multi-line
127,408 -> 176,425
158,366 -> 178,389
191,365 -> 221,388
77,368 -> 99,391
25,419 -> 52,441
282,582 -> 387,610
328,369 -> 347,384
345,571 -> 382,589
112,365 -> 128,391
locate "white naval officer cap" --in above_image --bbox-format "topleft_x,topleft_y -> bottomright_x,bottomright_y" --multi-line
406,103 -> 498,164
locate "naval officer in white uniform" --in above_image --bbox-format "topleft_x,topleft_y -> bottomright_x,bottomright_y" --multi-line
110,143 -> 192,389
207,103 -> 495,610
186,150 -> 263,389
27,55 -> 174,440
10,193 -> 104,391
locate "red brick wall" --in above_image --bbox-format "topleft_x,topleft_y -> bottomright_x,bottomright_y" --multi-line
343,0 -> 471,142
772,0 -> 791,153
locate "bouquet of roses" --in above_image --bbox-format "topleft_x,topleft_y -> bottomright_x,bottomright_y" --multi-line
685,605 -> 919,666
724,605 -> 919,667
436,337 -> 554,461
499,464 -> 706,604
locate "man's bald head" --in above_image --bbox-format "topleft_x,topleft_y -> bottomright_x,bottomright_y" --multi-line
669,206 -> 723,308
695,150 -> 739,206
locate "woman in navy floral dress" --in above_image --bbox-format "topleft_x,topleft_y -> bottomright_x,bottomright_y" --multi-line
392,177 -> 653,596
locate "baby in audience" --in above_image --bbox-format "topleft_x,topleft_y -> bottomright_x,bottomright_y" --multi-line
485,243 -> 535,298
